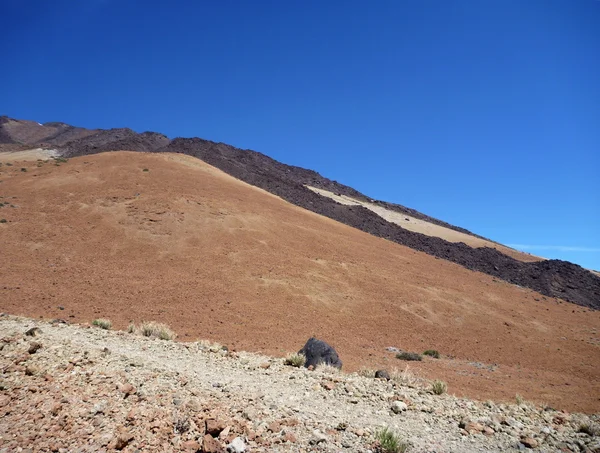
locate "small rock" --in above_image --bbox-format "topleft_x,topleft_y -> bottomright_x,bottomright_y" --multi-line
259,362 -> 271,369
521,437 -> 538,449
25,365 -> 39,376
283,432 -> 297,443
25,327 -> 42,337
110,429 -> 133,450
391,401 -> 408,414
310,430 -> 327,445
206,419 -> 225,437
202,434 -> 225,453
375,370 -> 391,380
226,437 -> 246,453
28,342 -> 42,354
464,422 -> 485,434
120,383 -> 136,396
321,381 -> 336,391
182,440 -> 201,451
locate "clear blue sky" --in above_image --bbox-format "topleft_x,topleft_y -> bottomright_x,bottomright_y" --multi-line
2,0 -> 599,269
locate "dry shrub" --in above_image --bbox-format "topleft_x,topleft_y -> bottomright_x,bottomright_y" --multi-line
92,319 -> 112,330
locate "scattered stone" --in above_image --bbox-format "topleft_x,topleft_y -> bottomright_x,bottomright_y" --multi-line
182,440 -> 201,451
25,327 -> 42,337
110,428 -> 133,450
206,419 -> 225,437
374,369 -> 390,380
521,437 -> 539,448
391,401 -> 408,414
310,430 -> 327,445
119,383 -> 136,396
202,434 -> 225,453
28,342 -> 42,354
226,437 -> 246,453
283,432 -> 297,443
321,380 -> 336,391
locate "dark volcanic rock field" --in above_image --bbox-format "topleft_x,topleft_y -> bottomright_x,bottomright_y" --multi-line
2,116 -> 599,309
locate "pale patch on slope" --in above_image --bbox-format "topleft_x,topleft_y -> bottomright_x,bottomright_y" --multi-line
0,148 -> 59,161
306,185 -> 543,263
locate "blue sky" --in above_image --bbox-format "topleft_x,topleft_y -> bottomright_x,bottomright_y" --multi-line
2,0 -> 599,269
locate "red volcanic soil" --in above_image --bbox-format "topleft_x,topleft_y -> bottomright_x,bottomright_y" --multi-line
1,152 -> 599,412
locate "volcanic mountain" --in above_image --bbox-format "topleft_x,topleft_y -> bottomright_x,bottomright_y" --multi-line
1,117 -> 599,412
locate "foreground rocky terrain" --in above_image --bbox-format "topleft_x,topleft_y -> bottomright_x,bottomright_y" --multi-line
1,115 -> 599,309
1,315 -> 599,453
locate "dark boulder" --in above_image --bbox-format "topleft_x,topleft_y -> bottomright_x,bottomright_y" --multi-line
298,337 -> 342,369
375,369 -> 391,380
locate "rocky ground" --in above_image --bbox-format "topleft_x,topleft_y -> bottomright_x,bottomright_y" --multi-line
1,315 -> 598,453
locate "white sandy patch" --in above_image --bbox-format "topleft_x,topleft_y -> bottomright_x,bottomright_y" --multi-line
0,148 -> 59,162
306,186 -> 543,262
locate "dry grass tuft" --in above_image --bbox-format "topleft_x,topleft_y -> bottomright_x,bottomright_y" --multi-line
284,352 -> 306,368
374,426 -> 409,453
128,321 -> 177,340
431,380 -> 447,395
92,319 -> 112,330
390,365 -> 426,388
314,363 -> 341,374
357,368 -> 376,378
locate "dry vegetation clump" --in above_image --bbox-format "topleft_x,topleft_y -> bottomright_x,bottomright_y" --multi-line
357,368 -> 376,378
284,352 -> 306,368
314,363 -> 341,374
431,380 -> 448,395
423,349 -> 440,358
396,351 -> 422,361
128,321 -> 177,340
196,339 -> 226,353
374,426 -> 409,453
390,365 -> 426,389
91,318 -> 112,330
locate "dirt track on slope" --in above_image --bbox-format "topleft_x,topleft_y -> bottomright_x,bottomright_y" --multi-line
0,152 -> 599,412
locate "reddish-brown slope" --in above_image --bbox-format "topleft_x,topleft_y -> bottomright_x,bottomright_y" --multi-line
0,152 -> 598,412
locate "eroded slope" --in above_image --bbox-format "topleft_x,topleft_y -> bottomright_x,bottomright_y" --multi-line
0,152 -> 599,412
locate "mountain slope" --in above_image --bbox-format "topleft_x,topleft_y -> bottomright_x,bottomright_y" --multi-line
0,152 -> 598,412
1,116 -> 598,309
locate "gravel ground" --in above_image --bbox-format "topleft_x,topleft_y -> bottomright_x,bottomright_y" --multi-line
0,315 -> 598,453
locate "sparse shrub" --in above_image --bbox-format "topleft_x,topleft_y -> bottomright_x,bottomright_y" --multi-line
578,422 -> 600,437
136,321 -> 177,340
423,349 -> 440,359
196,339 -> 225,352
374,427 -> 409,453
396,352 -> 422,361
20,168 -> 27,172
515,394 -> 524,405
431,380 -> 447,395
357,368 -> 376,378
390,365 -> 426,388
54,157 -> 68,163
5,163 -> 13,166
0,219 -> 6,224
142,168 -> 149,172
127,323 -> 136,334
92,318 -> 112,330
315,363 -> 341,374
284,352 -> 306,368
